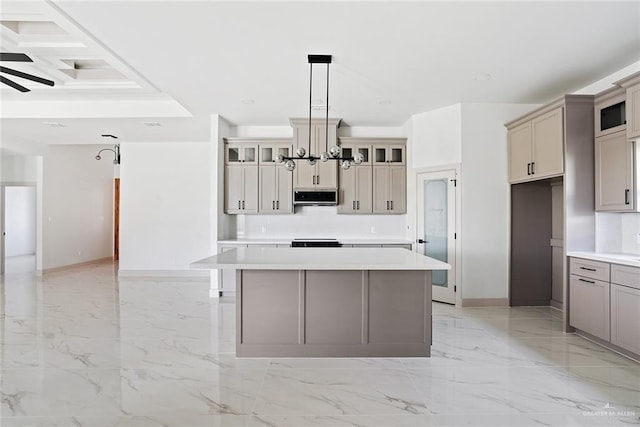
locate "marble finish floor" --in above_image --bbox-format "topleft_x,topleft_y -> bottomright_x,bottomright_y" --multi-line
1,262 -> 639,426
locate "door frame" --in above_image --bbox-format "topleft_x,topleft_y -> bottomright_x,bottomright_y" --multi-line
413,165 -> 462,307
1,182 -> 38,275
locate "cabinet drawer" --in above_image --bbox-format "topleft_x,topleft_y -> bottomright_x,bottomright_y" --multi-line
611,264 -> 640,290
570,257 -> 610,282
611,283 -> 640,355
569,275 -> 610,341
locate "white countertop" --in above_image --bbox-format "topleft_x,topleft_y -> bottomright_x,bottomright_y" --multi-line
191,247 -> 450,271
217,238 -> 414,245
567,251 -> 640,268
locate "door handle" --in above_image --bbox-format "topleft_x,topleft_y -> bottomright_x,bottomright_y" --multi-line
417,238 -> 425,244
625,189 -> 630,205
531,162 -> 535,174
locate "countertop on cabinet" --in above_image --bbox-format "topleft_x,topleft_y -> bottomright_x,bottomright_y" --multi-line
567,251 -> 640,268
192,247 -> 449,271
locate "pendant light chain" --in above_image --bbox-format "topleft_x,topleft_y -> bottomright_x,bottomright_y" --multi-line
308,61 -> 313,155
325,62 -> 329,153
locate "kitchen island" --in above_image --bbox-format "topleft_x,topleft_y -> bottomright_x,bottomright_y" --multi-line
191,247 -> 450,357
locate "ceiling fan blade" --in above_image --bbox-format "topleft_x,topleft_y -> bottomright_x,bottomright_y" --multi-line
0,75 -> 30,92
1,66 -> 54,87
0,53 -> 33,62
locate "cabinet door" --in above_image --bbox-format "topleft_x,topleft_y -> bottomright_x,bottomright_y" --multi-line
276,166 -> 293,213
611,283 -> 640,355
225,166 -> 244,213
372,166 -> 390,213
338,166 -> 357,213
259,166 -> 277,213
569,275 -> 610,341
389,165 -> 406,213
293,126 -> 315,188
388,144 -> 406,165
532,107 -> 564,179
595,131 -> 634,211
242,166 -> 259,213
315,125 -> 337,188
628,83 -> 640,140
508,122 -> 533,183
356,166 -> 373,213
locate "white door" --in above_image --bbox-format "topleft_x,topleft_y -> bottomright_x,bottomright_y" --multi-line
416,170 -> 457,304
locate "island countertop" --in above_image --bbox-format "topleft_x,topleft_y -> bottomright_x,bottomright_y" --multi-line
191,247 -> 451,271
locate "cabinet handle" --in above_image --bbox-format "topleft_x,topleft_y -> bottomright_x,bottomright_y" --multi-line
316,175 -> 319,185
531,162 -> 535,174
390,200 -> 393,210
272,201 -> 275,209
242,200 -> 245,209
578,278 -> 595,284
527,163 -> 531,175
357,200 -> 360,210
352,201 -> 356,210
386,201 -> 389,210
625,189 -> 630,205
580,267 -> 596,272
238,201 -> 241,209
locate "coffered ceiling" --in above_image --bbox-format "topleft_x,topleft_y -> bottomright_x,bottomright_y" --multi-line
1,1 -> 639,146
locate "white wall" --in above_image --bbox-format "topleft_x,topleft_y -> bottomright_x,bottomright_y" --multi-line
5,186 -> 36,256
460,103 -> 541,300
42,145 -> 114,270
411,104 -> 462,169
1,153 -> 38,183
119,142 -> 211,275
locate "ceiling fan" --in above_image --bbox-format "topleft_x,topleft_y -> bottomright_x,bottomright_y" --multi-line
1,52 -> 54,92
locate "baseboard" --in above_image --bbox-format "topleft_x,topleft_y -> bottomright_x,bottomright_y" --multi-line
118,269 -> 210,280
40,257 -> 113,275
461,298 -> 509,307
575,329 -> 640,364
550,299 -> 563,310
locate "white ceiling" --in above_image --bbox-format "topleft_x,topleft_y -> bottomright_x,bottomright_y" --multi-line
1,1 -> 639,146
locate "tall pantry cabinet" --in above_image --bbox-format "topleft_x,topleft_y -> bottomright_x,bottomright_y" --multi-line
506,95 -> 595,332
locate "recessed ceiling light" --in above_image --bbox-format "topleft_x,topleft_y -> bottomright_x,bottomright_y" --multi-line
41,122 -> 65,127
241,99 -> 254,105
474,73 -> 492,81
378,99 -> 392,105
142,122 -> 162,127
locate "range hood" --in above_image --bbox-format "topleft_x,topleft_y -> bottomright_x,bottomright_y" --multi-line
293,189 -> 338,206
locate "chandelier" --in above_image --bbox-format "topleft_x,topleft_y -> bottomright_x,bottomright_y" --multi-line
277,54 -> 364,171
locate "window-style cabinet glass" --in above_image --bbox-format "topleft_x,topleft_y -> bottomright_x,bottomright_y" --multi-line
373,144 -> 405,165
225,142 -> 258,165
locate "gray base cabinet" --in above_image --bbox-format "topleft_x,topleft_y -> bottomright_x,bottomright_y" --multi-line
236,269 -> 432,357
570,257 -> 640,359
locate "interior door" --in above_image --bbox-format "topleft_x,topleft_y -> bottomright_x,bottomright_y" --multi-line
416,170 -> 457,304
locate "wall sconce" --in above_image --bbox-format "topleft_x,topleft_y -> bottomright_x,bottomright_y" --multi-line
95,134 -> 120,164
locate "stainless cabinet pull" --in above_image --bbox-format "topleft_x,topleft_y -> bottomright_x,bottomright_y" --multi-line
578,278 -> 595,284
625,189 -> 630,205
580,267 -> 596,272
357,200 -> 360,210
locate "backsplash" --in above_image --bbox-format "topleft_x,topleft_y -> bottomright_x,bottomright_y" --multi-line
238,206 -> 408,239
596,212 -> 640,255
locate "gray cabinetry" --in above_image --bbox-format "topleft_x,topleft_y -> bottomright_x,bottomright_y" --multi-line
225,165 -> 258,214
610,264 -> 640,355
370,139 -> 406,214
595,130 -> 634,211
290,118 -> 340,189
507,106 -> 564,183
619,73 -> 640,141
259,141 -> 293,214
338,140 -> 372,214
570,257 -> 640,359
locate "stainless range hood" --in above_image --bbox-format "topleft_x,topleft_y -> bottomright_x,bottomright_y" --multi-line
293,189 -> 338,206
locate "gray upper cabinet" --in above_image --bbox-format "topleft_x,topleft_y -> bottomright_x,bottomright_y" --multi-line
627,82 -> 640,140
595,130 -> 634,211
337,139 -> 372,214
507,107 -> 564,183
290,118 -> 341,189
373,164 -> 406,214
225,165 -> 258,214
259,140 -> 293,214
